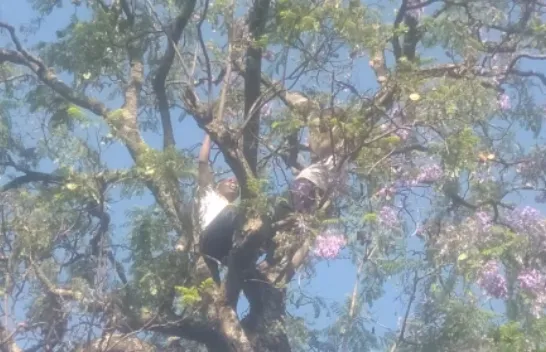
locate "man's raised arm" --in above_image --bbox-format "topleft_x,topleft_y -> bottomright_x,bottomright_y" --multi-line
198,134 -> 214,189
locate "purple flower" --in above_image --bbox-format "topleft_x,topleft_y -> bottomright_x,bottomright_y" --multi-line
517,268 -> 546,318
498,94 -> 511,110
477,260 -> 508,299
506,206 -> 543,233
475,211 -> 492,232
518,269 -> 544,292
313,231 -> 347,259
379,206 -> 400,227
415,164 -> 443,183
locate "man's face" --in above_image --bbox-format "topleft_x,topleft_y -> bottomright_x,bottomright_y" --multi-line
217,177 -> 239,202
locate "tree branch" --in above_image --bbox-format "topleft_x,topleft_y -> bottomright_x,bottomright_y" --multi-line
78,333 -> 155,352
392,0 -> 409,60
510,68 -> 546,86
243,0 -> 271,175
0,323 -> 23,352
0,172 -> 63,192
389,270 -> 420,352
0,23 -> 108,118
152,0 -> 197,149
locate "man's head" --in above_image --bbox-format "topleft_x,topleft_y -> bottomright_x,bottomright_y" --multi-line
216,176 -> 239,202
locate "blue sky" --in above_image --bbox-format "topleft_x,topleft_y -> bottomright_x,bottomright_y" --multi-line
2,0 -> 546,349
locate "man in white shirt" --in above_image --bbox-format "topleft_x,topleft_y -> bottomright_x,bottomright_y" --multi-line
177,134 -> 240,283
290,155 -> 347,214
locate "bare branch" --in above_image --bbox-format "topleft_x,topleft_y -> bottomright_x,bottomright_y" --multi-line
215,0 -> 236,124
0,172 -> 63,192
197,0 -> 214,103
0,322 -> 22,352
243,0 -> 271,175
510,68 -> 546,86
29,259 -> 78,300
152,0 -> 197,149
392,0 -> 409,60
120,0 -> 135,25
389,270 -> 420,352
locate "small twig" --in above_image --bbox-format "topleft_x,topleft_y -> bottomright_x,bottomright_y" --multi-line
390,270 -> 420,352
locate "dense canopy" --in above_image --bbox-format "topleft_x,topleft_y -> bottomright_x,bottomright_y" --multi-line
1,0 -> 546,351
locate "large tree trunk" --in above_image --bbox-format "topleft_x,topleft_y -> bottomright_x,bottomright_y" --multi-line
242,270 -> 291,351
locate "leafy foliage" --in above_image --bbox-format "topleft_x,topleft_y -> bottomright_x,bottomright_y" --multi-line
1,0 -> 546,351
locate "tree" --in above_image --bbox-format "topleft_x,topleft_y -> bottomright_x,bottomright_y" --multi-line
1,0 -> 546,351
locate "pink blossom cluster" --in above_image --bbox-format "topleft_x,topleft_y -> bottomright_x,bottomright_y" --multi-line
374,163 -> 443,199
477,260 -> 508,299
313,231 -> 347,259
518,268 -> 543,292
497,94 -> 511,110
379,206 -> 400,228
475,211 -> 492,232
415,164 -> 443,184
530,295 -> 546,318
517,268 -> 546,317
505,206 -> 546,238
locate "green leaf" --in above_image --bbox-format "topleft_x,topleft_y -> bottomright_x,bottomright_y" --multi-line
458,253 -> 468,261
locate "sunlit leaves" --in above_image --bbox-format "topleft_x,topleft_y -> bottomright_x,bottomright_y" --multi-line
409,93 -> 420,101
174,279 -> 215,308
2,0 -> 546,350
40,18 -> 119,77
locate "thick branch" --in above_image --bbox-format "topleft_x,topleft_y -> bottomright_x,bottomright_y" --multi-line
510,68 -> 546,86
148,320 -> 228,351
0,22 -> 146,159
0,23 -> 108,118
243,0 -> 271,175
402,13 -> 421,62
31,262 -> 231,351
120,0 -> 135,25
389,270 -> 420,352
29,259 -> 78,300
87,201 -> 128,285
392,0 -> 409,60
152,0 -> 197,149
0,323 -> 22,352
78,333 -> 155,352
0,172 -> 63,192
